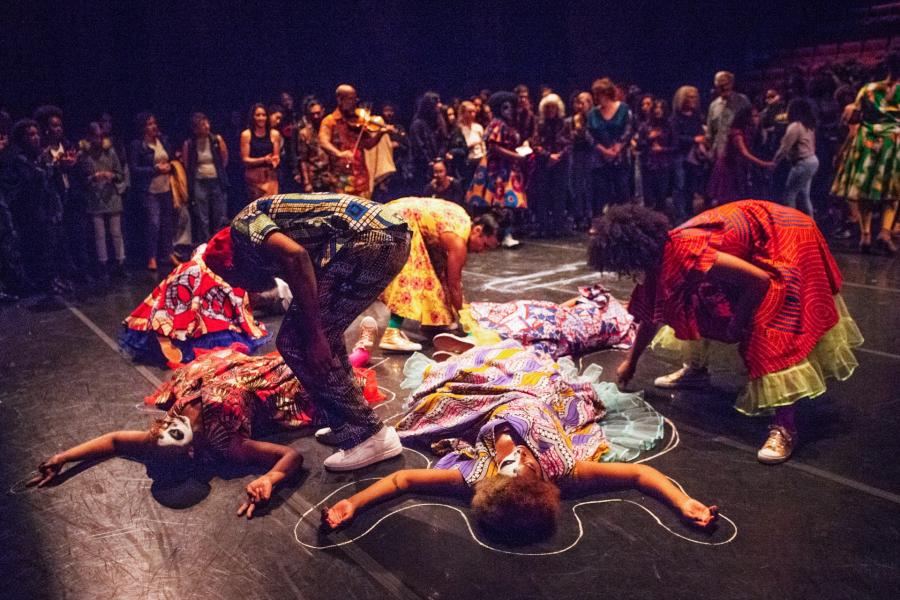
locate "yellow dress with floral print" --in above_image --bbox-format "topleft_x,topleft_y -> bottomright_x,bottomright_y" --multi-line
380,197 -> 472,326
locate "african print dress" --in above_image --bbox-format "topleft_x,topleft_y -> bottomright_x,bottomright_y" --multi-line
628,200 -> 863,415
459,284 -> 635,359
465,118 -> 528,209
831,81 -> 900,205
120,245 -> 271,368
147,347 -> 312,461
395,341 -> 664,486
380,197 -> 472,326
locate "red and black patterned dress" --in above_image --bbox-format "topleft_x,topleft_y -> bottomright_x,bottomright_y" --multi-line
629,200 -> 843,379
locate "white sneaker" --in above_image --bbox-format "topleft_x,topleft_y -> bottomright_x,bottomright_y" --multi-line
432,332 -> 476,355
757,426 -> 795,465
653,365 -> 711,390
323,426 -> 403,471
378,327 -> 422,352
501,233 -> 520,248
355,316 -> 378,350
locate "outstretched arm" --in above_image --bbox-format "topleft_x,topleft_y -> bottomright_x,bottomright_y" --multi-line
571,461 -> 717,527
617,319 -> 660,387
322,468 -> 466,530
28,430 -> 156,487
233,439 -> 304,519
441,232 -> 468,312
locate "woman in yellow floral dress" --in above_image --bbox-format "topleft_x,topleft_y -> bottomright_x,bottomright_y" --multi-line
378,197 -> 500,351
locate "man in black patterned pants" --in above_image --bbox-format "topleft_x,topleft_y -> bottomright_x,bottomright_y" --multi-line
205,193 -> 410,471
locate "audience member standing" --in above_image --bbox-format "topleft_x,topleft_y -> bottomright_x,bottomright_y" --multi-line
456,100 -> 485,189
241,103 -> 281,201
638,99 -> 675,216
35,105 -> 88,281
129,112 -> 176,271
563,91 -> 595,231
707,108 -> 774,205
278,91 -> 302,193
2,119 -> 69,293
80,122 -> 126,278
670,86 -> 706,219
409,92 -> 448,194
297,97 -> 333,192
707,71 -> 751,162
529,93 -> 571,236
183,112 -> 229,244
514,84 -> 537,141
587,78 -> 634,215
774,98 -> 819,217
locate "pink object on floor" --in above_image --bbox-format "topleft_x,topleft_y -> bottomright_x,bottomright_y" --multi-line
349,347 -> 371,368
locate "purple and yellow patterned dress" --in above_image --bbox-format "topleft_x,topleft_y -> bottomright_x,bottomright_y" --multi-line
395,341 -> 664,486
460,284 -> 635,359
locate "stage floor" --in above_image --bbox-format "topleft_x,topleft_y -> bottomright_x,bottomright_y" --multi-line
1,235 -> 898,600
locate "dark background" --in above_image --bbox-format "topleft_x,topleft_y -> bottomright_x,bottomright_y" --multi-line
0,0 -> 878,138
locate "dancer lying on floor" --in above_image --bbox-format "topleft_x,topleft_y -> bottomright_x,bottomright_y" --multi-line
432,283 -> 635,360
375,197 -> 501,353
589,201 -> 862,464
120,243 -> 272,368
29,347 -> 321,518
322,342 -> 717,543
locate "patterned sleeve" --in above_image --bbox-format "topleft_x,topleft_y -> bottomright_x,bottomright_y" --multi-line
232,197 -> 280,246
627,282 -> 655,324
578,282 -> 610,304
666,230 -> 718,277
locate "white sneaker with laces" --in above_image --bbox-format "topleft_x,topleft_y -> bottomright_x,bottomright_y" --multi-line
355,316 -> 378,350
378,327 -> 423,352
757,425 -> 795,464
501,233 -> 520,248
653,365 -> 711,390
323,426 -> 403,471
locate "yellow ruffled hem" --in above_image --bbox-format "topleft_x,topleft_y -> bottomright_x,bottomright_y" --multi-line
458,306 -> 504,346
650,295 -> 863,416
737,297 -> 862,415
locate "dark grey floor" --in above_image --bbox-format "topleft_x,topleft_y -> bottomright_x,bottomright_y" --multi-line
1,235 -> 898,600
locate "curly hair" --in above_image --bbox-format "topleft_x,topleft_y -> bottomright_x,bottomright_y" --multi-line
588,205 -> 671,276
471,475 -> 561,544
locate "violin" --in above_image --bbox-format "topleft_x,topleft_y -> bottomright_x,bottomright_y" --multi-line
346,108 -> 392,134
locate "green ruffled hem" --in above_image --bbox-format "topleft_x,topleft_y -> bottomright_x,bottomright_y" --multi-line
650,295 -> 863,416
737,297 -> 863,415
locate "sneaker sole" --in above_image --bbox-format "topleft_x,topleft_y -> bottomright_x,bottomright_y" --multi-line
378,343 -> 422,353
324,443 -> 403,472
653,378 -> 712,390
432,333 -> 475,355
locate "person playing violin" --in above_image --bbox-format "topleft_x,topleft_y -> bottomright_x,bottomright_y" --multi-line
319,84 -> 390,199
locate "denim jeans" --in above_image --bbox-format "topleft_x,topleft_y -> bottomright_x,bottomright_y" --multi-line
191,178 -> 228,243
141,190 -> 174,262
782,155 -> 819,217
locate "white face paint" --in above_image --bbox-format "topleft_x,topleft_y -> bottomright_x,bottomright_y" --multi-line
157,415 -> 193,447
497,447 -> 525,478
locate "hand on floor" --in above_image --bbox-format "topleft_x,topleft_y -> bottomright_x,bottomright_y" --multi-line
237,475 -> 273,519
679,498 -> 718,528
321,499 -> 355,530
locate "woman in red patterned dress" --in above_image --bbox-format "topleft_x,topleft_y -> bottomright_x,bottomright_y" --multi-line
589,201 -> 862,463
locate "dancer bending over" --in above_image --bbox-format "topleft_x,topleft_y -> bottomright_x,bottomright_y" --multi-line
322,342 -> 716,543
590,202 -> 862,464
204,193 -> 411,471
376,197 -> 500,352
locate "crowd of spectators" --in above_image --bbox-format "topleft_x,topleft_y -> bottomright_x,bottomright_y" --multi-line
1,53 -> 897,301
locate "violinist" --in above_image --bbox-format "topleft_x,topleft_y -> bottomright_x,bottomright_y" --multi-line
319,84 -> 389,199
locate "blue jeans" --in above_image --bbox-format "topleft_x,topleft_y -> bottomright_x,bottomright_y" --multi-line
141,190 -> 174,262
782,155 -> 819,217
191,178 -> 228,243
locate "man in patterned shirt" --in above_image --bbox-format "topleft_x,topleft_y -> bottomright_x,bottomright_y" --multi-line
205,193 -> 411,471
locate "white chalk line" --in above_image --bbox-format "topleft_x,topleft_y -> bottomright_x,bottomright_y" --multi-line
294,474 -> 735,554
64,301 -> 164,389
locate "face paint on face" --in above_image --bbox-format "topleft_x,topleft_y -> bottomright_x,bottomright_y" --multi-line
498,447 -> 524,477
157,415 -> 193,447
